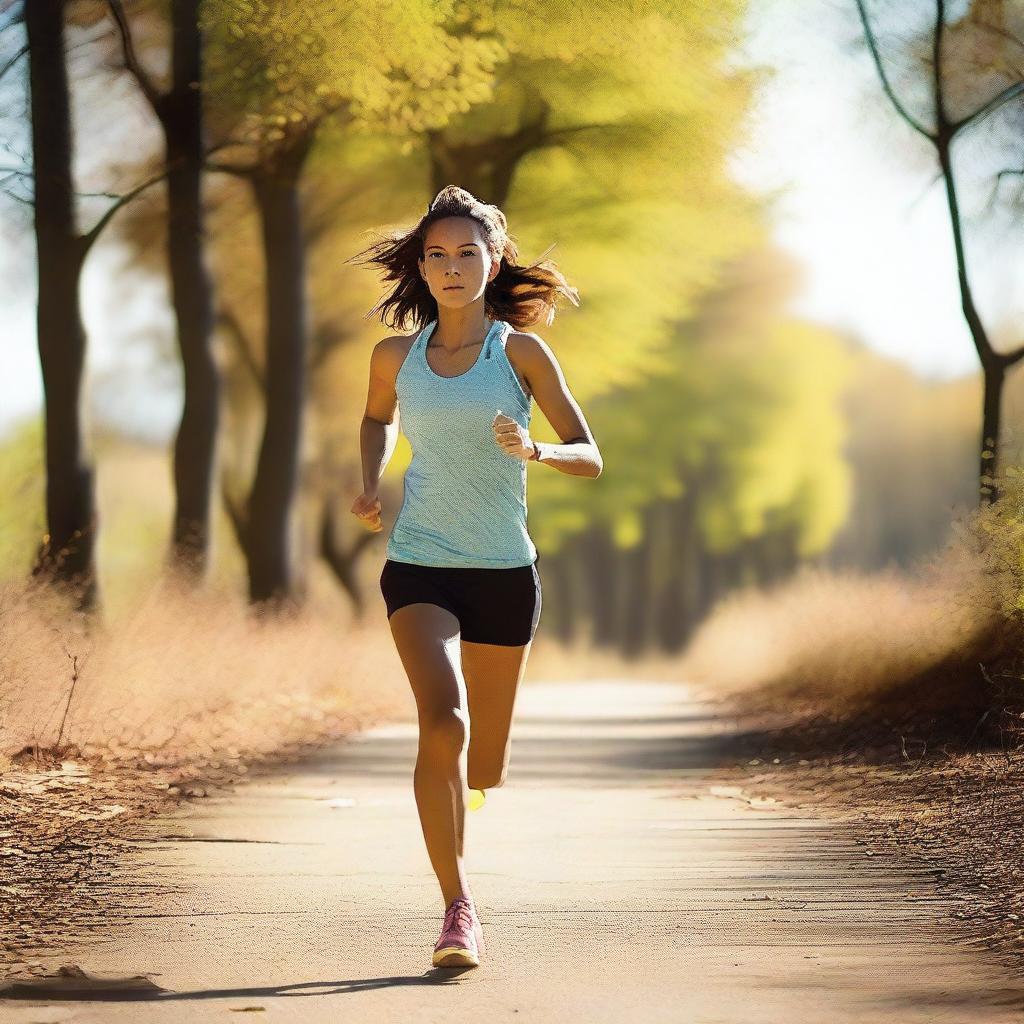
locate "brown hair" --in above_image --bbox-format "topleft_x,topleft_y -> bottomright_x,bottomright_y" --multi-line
346,185 -> 580,333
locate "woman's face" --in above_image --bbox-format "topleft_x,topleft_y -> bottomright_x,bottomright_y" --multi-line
418,216 -> 498,311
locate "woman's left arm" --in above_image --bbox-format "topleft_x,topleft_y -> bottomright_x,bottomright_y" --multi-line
495,332 -> 603,478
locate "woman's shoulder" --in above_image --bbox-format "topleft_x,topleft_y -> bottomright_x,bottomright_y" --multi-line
374,331 -> 420,378
505,324 -> 550,348
504,329 -> 552,402
504,328 -> 552,368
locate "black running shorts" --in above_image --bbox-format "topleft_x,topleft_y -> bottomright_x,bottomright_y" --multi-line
379,556 -> 542,647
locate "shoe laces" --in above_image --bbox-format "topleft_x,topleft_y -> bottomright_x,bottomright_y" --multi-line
443,897 -> 475,934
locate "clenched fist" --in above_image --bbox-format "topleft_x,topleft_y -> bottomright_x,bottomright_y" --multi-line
351,491 -> 383,532
492,410 -> 536,461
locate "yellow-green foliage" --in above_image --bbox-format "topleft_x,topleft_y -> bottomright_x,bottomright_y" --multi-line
0,417 -> 44,579
965,465 -> 1024,620
527,244 -> 855,559
199,0 -> 504,142
137,2 -> 842,579
195,2 -> 765,562
526,313 -> 854,557
697,319 -> 853,557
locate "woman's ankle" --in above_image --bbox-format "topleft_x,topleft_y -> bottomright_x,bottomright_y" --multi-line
442,887 -> 475,908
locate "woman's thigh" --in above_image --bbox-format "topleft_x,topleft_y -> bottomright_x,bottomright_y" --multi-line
461,638 -> 533,786
387,601 -> 468,728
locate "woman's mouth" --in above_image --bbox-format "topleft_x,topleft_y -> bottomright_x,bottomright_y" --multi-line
444,286 -> 463,290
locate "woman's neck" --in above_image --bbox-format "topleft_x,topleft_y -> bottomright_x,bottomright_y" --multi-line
432,305 -> 492,352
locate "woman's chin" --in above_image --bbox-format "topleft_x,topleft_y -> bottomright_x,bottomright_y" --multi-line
437,290 -> 476,307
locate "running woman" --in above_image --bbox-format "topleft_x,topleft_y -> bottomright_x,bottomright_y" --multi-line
349,185 -> 603,969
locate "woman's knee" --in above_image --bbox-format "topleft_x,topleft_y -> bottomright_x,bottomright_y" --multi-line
468,765 -> 507,790
418,706 -> 469,760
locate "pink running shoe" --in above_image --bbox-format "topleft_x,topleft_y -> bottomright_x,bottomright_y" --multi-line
432,896 -> 485,968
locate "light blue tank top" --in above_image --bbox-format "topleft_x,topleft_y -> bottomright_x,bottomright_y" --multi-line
386,317 -> 539,568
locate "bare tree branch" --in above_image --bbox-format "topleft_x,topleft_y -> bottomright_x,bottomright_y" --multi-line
206,159 -> 261,179
2,130 -> 242,216
970,18 -> 1024,61
0,163 -> 166,210
0,3 -> 25,32
72,133 -> 246,251
220,471 -> 249,559
0,182 -> 31,205
854,0 -> 937,140
984,168 -> 1024,212
934,0 -> 949,130
907,167 -> 944,213
0,40 -> 26,82
1005,344 -> 1024,368
217,306 -> 264,387
952,81 -> 1024,135
540,121 -> 610,146
319,495 -> 377,615
0,164 -> 151,199
80,159 -> 179,255
106,0 -> 164,119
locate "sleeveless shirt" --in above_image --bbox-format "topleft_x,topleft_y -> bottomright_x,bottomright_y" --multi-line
385,317 -> 539,568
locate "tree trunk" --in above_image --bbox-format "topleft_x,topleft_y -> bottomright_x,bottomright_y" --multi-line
710,548 -> 743,606
693,540 -> 721,624
619,538 -> 649,657
166,0 -> 219,576
748,531 -> 778,588
426,96 -> 553,210
654,502 -> 684,653
245,135 -> 313,605
319,494 -> 378,618
579,525 -> 616,647
543,548 -> 577,645
620,505 -> 658,657
655,489 -> 700,653
751,524 -> 800,588
935,123 -> 1012,506
979,360 -> 1005,504
26,0 -> 98,610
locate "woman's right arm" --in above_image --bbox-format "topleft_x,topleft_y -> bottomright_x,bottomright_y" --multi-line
351,338 -> 401,532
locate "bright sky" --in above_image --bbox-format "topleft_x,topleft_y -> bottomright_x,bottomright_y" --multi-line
2,3 -> 1021,441
732,1 -> 1022,380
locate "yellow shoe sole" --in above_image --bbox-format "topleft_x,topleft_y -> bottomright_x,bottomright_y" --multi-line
433,945 -> 480,968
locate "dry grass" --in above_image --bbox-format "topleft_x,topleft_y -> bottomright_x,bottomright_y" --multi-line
679,554 -> 996,705
0,574 -> 412,768
676,499 -> 1020,717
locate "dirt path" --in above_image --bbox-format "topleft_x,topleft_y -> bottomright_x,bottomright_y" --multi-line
4,679 -> 1024,1022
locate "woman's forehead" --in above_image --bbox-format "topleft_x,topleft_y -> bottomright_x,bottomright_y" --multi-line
424,216 -> 485,246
